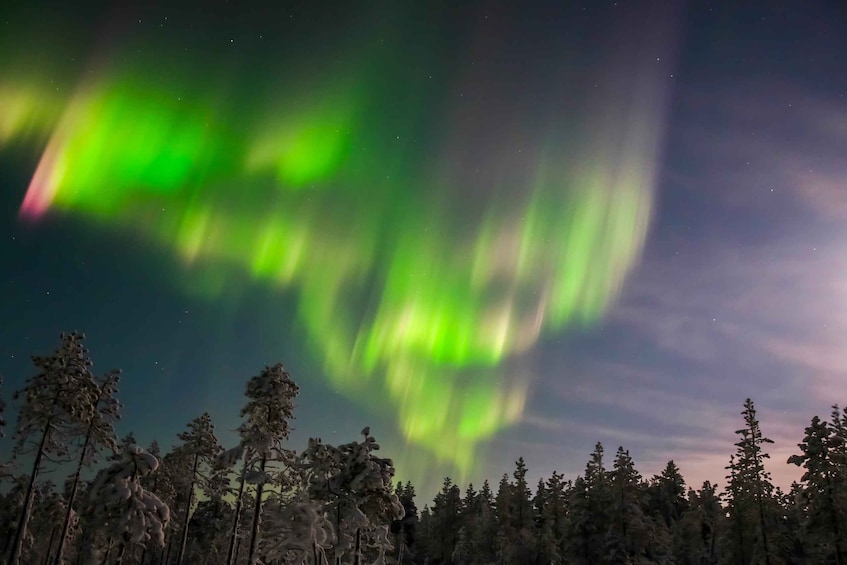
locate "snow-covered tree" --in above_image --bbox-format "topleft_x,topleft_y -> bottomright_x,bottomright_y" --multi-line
260,490 -> 333,563
238,363 -> 299,564
54,369 -> 121,565
82,444 -> 169,564
8,332 -> 96,565
173,412 -> 221,565
296,428 -> 404,565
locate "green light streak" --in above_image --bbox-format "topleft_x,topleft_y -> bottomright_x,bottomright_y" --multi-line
7,43 -> 666,479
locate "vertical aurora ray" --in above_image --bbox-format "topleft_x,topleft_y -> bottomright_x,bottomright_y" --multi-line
4,3 -> 678,482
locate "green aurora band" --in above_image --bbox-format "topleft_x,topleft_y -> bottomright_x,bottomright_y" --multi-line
2,33 -> 670,479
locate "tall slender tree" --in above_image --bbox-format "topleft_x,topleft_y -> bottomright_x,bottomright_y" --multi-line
8,332 -> 94,565
53,369 -> 120,565
173,412 -> 221,565
239,363 -> 299,564
725,399 -> 776,565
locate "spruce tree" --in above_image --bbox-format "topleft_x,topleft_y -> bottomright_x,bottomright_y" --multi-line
724,399 -> 776,565
391,482 -> 417,563
431,476 -> 461,564
788,414 -> 845,563
675,482 -> 721,564
509,457 -> 535,563
564,443 -> 611,564
533,476 -> 559,564
606,446 -> 670,563
649,460 -> 687,529
545,471 -> 569,561
494,473 -> 513,563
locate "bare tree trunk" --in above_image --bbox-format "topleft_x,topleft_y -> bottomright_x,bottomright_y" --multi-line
54,431 -> 93,565
114,538 -> 127,565
354,528 -> 361,565
755,489 -> 771,565
101,538 -> 113,565
226,459 -> 247,565
335,502 -> 342,565
164,527 -> 174,565
8,421 -> 51,565
247,455 -> 267,564
43,525 -> 57,565
175,453 -> 199,565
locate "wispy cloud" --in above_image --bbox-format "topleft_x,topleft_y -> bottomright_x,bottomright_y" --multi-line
666,79 -> 847,223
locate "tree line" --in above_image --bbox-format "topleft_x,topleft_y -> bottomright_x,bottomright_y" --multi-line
0,332 -> 401,564
0,332 -> 845,564
411,406 -> 847,564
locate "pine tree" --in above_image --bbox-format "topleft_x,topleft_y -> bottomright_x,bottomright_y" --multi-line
606,446 -> 670,563
239,363 -> 299,564
495,473 -> 513,564
788,413 -> 846,564
545,471 -> 569,562
82,444 -> 169,563
390,482 -> 417,563
533,477 -> 559,565
675,482 -> 722,564
508,457 -> 535,563
259,489 -> 333,563
217,443 -> 248,565
465,479 -> 498,565
724,398 -> 777,565
53,369 -> 121,565
564,442 -> 611,564
649,460 -> 688,529
183,469 -> 234,564
772,484 -> 806,563
297,429 -> 403,565
430,476 -> 461,564
8,332 -> 96,565
173,412 -> 221,565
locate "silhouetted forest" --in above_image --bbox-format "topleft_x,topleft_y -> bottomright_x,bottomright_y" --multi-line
1,333 -> 845,564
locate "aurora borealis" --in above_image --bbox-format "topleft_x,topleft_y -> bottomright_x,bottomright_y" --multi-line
2,1 -> 671,480
3,1 -> 846,494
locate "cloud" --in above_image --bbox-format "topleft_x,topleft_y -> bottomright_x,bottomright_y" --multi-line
666,78 -> 847,223
524,232 -> 845,490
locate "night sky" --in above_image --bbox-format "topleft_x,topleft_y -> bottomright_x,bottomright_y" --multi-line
2,1 -> 846,497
